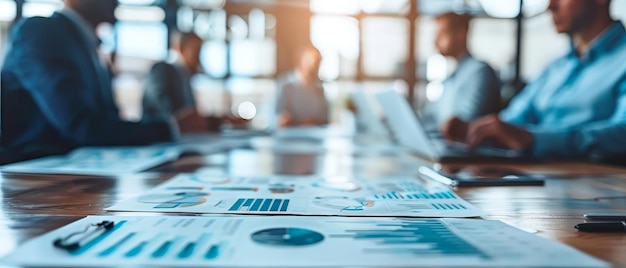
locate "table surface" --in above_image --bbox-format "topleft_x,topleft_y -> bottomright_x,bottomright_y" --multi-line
2,142 -> 626,267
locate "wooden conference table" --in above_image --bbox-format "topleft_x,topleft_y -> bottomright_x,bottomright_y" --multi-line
1,134 -> 626,266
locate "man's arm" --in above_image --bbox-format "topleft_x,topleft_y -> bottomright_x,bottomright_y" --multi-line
465,80 -> 626,159
499,67 -> 553,126
12,18 -> 176,146
529,80 -> 626,159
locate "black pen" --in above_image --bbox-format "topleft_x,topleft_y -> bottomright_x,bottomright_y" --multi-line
575,221 -> 626,232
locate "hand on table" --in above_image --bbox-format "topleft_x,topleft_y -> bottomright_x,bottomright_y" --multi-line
441,115 -> 534,151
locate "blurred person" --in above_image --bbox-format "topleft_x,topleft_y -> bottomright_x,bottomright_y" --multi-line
423,12 -> 501,128
277,46 -> 329,127
143,32 -> 250,131
143,32 -> 202,120
442,0 -> 626,160
0,0 -> 202,160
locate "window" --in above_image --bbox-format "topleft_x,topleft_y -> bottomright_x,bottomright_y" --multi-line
22,0 -> 62,18
611,0 -> 626,26
362,17 -> 409,77
228,9 -> 277,78
194,8 -> 277,78
311,15 -> 359,80
116,22 -> 168,61
0,0 -> 16,21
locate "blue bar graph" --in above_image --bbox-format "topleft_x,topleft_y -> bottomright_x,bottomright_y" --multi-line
374,191 -> 457,200
280,200 -> 289,212
125,242 -> 147,258
151,241 -> 174,258
151,236 -> 182,258
177,242 -> 196,259
228,198 -> 290,212
250,199 -> 263,211
260,199 -> 272,211
330,220 -> 489,258
270,199 -> 282,211
432,203 -> 465,210
125,233 -> 164,258
98,232 -> 136,257
177,233 -> 210,259
229,199 -> 245,211
204,244 -> 220,260
243,199 -> 254,207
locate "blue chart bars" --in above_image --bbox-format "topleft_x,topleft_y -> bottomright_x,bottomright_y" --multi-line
374,191 -> 457,200
229,198 -> 290,212
330,219 -> 489,258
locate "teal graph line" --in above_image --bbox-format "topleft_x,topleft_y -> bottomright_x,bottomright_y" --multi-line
98,232 -> 136,257
177,233 -> 211,259
70,220 -> 128,256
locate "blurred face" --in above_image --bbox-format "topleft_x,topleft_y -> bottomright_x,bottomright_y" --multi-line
435,20 -> 454,56
181,37 -> 203,73
548,0 -> 601,34
298,50 -> 322,78
434,18 -> 465,57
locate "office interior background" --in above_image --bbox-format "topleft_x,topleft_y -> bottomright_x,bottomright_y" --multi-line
1,0 -> 625,129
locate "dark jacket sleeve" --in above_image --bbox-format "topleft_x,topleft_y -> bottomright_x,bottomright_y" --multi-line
9,18 -> 176,146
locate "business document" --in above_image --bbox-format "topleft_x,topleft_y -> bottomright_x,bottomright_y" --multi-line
1,215 -> 607,267
107,173 -> 485,217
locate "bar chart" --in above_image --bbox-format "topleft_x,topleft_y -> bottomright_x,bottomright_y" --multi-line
228,198 -> 290,212
329,219 -> 488,258
373,191 -> 457,200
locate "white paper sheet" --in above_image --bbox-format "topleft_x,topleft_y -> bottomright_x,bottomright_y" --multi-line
0,146 -> 181,176
1,215 -> 608,267
108,174 -> 485,217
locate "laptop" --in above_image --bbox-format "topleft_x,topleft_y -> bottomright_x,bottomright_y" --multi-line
374,90 -> 533,163
350,88 -> 389,137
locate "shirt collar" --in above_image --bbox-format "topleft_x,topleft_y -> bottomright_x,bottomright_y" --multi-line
449,53 -> 472,77
58,8 -> 100,48
568,21 -> 626,61
456,53 -> 472,67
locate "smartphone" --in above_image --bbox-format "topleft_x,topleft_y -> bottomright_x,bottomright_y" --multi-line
583,212 -> 626,221
419,166 -> 545,187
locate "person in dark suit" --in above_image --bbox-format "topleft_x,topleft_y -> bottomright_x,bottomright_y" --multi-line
143,32 -> 202,120
0,0 -> 190,160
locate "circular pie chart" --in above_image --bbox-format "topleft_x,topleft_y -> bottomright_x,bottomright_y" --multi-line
251,228 -> 324,246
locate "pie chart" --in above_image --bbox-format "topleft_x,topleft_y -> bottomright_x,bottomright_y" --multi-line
251,228 -> 324,246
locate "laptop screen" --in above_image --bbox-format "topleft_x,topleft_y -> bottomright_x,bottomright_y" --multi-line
375,90 -> 439,159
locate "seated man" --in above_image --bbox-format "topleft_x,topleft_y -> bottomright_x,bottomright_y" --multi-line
143,32 -> 201,120
423,12 -> 500,127
0,0 -> 199,160
442,0 -> 626,160
277,46 -> 329,127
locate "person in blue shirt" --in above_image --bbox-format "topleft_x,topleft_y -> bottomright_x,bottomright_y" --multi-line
442,0 -> 626,160
423,12 -> 501,128
1,0 -> 203,161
